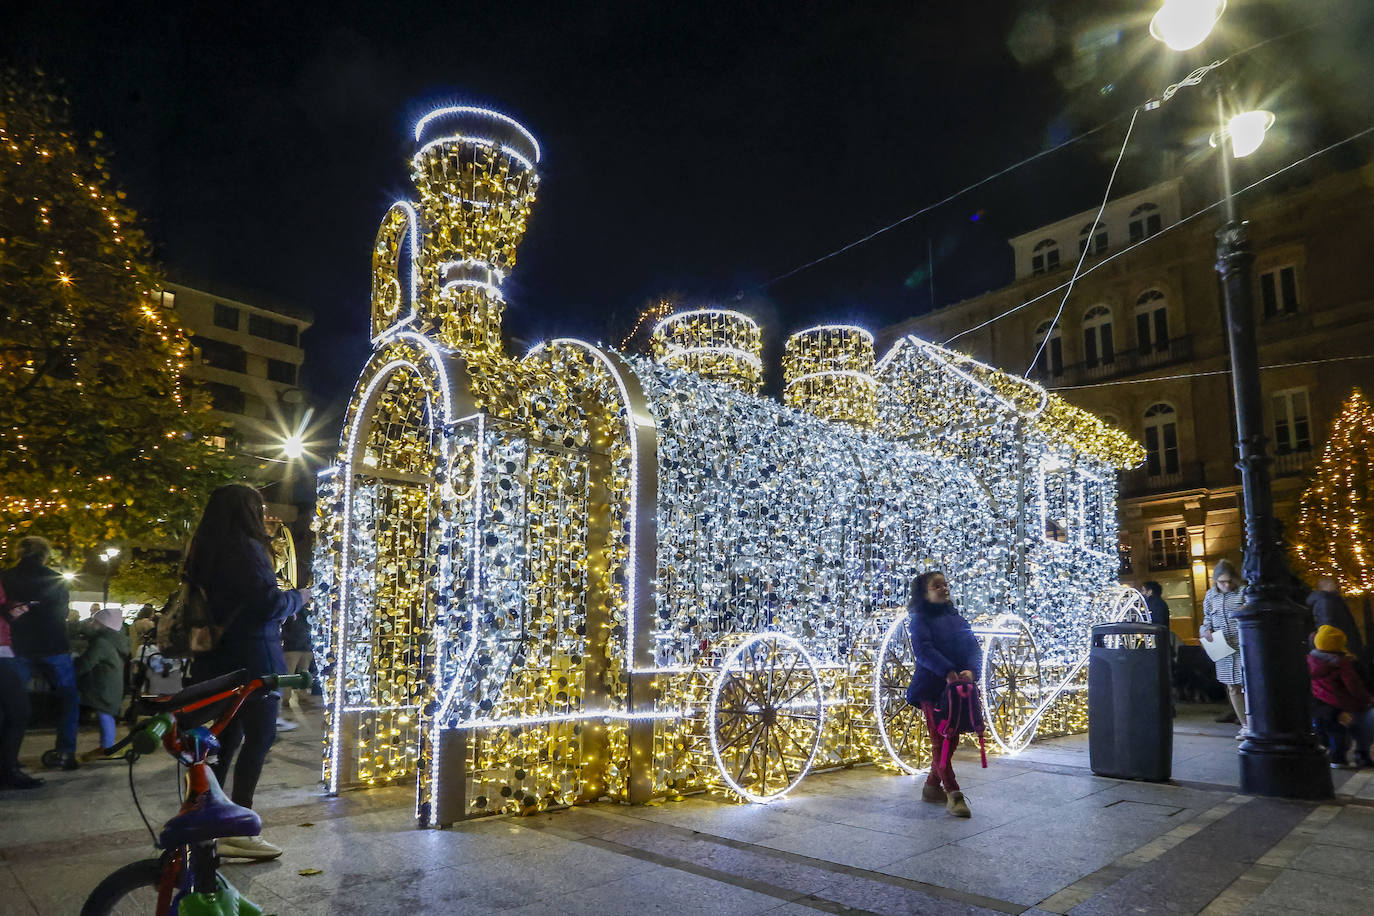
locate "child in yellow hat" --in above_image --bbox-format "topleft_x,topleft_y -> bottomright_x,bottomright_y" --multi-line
1309,625 -> 1374,768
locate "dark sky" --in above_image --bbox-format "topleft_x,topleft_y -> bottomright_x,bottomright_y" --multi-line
7,1 -> 1373,417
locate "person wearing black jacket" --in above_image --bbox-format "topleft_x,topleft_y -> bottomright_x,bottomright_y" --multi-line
0,536 -> 81,770
184,485 -> 310,860
906,570 -> 982,818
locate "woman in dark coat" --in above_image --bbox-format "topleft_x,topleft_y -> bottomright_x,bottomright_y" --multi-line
185,484 -> 310,860
907,569 -> 981,817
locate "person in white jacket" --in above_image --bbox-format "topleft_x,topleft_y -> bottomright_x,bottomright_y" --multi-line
1201,559 -> 1248,738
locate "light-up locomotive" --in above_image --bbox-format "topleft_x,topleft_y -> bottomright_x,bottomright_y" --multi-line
312,105 -> 1145,824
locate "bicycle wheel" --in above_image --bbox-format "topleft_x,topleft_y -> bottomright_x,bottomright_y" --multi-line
81,859 -> 165,916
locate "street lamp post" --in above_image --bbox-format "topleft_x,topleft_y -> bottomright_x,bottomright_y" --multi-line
1151,1 -> 1332,798
99,546 -> 120,606
1209,85 -> 1332,799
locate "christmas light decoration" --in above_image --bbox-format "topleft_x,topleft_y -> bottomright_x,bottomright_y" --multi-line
315,103 -> 1143,824
1292,388 -> 1374,595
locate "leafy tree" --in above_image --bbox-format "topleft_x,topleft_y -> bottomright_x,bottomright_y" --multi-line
1291,387 -> 1374,595
0,70 -> 234,557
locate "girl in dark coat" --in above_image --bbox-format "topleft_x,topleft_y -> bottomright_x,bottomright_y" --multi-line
75,606 -> 130,751
185,484 -> 310,860
906,570 -> 982,817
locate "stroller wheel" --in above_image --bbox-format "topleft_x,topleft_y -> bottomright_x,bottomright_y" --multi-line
41,749 -> 63,769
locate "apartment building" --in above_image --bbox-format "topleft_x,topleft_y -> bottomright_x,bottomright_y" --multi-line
159,282 -> 314,522
880,163 -> 1374,636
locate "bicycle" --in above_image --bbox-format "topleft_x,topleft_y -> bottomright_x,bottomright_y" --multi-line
80,669 -> 311,916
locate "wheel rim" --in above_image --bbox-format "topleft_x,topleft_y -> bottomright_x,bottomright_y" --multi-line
981,616 -> 1043,753
103,886 -> 163,915
708,634 -> 823,802
874,613 -> 931,775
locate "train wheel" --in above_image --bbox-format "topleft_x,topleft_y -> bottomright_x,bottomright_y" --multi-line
981,616 -> 1043,753
708,634 -> 823,802
874,613 -> 931,775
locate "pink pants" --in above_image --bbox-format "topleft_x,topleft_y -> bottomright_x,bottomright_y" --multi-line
922,703 -> 960,791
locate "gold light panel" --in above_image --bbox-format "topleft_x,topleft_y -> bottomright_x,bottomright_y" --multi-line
782,325 -> 877,426
650,308 -> 763,394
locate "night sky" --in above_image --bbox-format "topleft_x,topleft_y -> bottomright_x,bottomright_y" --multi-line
7,1 -> 1373,420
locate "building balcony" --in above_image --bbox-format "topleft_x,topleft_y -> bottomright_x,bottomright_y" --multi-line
1031,335 -> 1193,388
1119,460 -> 1209,499
1271,447 -> 1314,478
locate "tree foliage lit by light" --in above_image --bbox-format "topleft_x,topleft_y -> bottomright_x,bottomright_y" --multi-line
1292,388 -> 1374,596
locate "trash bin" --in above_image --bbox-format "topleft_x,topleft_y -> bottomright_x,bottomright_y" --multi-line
1089,621 -> 1172,781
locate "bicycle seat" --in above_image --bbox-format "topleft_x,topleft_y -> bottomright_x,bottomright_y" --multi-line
140,669 -> 249,712
160,764 -> 262,847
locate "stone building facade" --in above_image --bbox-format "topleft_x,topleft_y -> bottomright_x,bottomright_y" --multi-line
880,163 -> 1374,636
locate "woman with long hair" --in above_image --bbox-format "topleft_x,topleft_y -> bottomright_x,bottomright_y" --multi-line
1200,558 -> 1247,738
185,484 -> 310,860
906,569 -> 981,817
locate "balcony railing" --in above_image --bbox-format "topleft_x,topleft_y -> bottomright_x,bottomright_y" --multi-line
1119,460 -> 1209,498
1272,448 -> 1313,477
1031,335 -> 1193,388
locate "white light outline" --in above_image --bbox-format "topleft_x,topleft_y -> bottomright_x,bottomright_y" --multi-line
412,136 -> 536,173
370,201 -> 421,345
789,323 -> 875,344
330,336 -> 453,794
978,614 -> 1042,755
413,105 -> 542,162
651,307 -> 760,339
707,633 -> 824,804
873,614 -> 931,777
659,345 -> 764,372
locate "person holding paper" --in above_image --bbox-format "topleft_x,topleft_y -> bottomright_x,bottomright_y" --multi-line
1200,559 -> 1247,738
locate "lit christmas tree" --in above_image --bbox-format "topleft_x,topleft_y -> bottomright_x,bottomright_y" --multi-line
1292,387 -> 1374,595
0,70 -> 233,555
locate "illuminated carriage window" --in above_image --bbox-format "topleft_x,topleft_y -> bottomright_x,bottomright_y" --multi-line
1041,457 -> 1074,544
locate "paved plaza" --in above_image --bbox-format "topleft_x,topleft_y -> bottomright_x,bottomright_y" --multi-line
3,707 -> 1373,915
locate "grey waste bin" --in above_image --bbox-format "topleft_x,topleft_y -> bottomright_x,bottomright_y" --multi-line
1089,621 -> 1172,781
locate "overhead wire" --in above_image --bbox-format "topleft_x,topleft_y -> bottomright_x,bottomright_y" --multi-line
941,121 -> 1374,347
1047,353 -> 1374,392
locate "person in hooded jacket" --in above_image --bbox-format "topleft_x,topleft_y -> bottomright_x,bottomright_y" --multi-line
1309,624 -> 1374,768
184,484 -> 310,860
906,569 -> 981,818
1307,579 -> 1365,662
75,605 -> 130,752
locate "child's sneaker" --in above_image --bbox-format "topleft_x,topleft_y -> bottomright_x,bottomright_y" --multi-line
946,790 -> 971,818
921,781 -> 947,803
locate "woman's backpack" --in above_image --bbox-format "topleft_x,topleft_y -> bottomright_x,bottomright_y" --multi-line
931,681 -> 988,772
156,581 -> 239,656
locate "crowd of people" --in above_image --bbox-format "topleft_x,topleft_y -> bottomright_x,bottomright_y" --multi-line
0,485 -> 316,859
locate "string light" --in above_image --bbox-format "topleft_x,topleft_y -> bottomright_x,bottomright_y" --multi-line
1292,388 -> 1374,596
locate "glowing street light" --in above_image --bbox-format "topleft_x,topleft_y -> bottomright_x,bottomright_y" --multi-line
1212,109 -> 1276,158
99,546 -> 120,605
281,434 -> 306,461
1149,0 -> 1226,52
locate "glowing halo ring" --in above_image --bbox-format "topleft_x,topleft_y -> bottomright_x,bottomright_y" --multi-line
651,307 -> 760,339
784,369 -> 878,390
411,136 -> 537,172
658,344 -> 764,371
979,614 -> 1044,754
413,104 -> 542,162
790,323 -> 875,343
873,612 -> 932,776
707,633 -> 824,803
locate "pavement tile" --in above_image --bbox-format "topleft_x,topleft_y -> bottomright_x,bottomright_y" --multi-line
1287,842 -> 1374,883
1314,806 -> 1374,852
811,869 -> 1007,915
1250,867 -> 1374,913
503,866 -> 791,915
880,842 -> 1086,908
756,821 -> 923,870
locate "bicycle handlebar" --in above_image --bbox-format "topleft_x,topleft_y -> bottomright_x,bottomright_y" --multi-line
132,713 -> 175,755
268,673 -> 312,691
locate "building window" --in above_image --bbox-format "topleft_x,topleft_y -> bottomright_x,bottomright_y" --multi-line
1128,203 -> 1162,242
267,358 -> 298,385
1118,537 -> 1133,576
213,303 -> 240,331
1079,220 -> 1107,256
1082,305 -> 1115,369
1031,238 -> 1060,275
1148,524 -> 1190,570
1273,387 -> 1311,454
248,314 -> 299,346
193,336 -> 247,374
1259,265 -> 1299,318
1135,289 -> 1169,354
205,382 -> 246,414
1143,402 -> 1180,477
1033,319 -> 1063,378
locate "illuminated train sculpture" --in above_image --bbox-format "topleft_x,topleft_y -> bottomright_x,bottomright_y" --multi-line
313,105 -> 1146,825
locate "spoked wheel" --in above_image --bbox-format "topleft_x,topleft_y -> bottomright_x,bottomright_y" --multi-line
874,613 -> 931,774
80,859 -> 165,916
980,616 -> 1044,753
708,633 -> 824,802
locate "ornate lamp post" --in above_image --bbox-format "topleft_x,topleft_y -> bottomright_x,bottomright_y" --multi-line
1151,2 -> 1332,799
99,546 -> 120,606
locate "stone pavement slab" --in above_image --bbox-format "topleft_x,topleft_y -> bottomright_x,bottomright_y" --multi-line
4,706 -> 1374,914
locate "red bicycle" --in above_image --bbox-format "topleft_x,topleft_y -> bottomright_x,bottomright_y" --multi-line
80,669 -> 310,916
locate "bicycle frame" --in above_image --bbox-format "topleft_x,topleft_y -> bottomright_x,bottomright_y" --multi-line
94,670 -> 310,916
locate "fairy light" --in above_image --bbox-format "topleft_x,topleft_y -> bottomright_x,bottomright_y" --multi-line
1292,388 -> 1374,595
318,102 -> 1142,821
